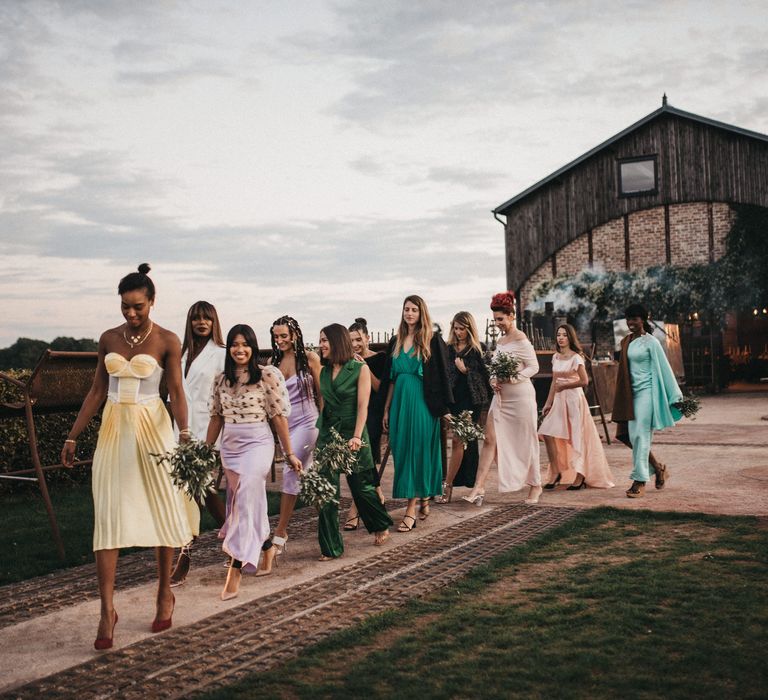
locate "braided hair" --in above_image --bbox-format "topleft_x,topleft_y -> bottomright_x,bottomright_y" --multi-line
270,315 -> 313,401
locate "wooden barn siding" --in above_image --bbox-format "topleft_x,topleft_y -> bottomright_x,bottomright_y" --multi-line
504,114 -> 768,290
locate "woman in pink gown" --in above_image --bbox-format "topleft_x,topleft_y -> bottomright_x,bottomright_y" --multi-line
462,291 -> 543,506
539,324 -> 614,490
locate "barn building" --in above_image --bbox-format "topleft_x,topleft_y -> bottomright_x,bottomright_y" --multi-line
493,97 -> 768,385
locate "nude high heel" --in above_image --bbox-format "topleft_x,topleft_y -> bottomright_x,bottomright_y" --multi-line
256,545 -> 277,577
461,491 -> 485,507
524,485 -> 543,504
220,566 -> 242,600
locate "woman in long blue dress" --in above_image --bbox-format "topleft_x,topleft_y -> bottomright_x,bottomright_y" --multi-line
383,295 -> 453,532
612,304 -> 683,498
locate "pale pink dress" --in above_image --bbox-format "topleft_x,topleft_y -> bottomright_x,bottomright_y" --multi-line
538,353 -> 614,488
490,337 -> 541,492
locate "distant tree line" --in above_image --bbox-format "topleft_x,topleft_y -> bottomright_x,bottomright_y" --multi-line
0,337 -> 98,370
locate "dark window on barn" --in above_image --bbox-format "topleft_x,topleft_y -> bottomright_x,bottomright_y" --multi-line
618,156 -> 657,196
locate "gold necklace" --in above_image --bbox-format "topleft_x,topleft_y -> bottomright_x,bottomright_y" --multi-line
123,321 -> 154,348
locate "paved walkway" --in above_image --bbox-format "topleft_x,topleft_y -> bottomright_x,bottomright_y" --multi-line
0,391 -> 766,696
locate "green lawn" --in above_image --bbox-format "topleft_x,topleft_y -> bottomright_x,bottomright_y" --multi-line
204,508 -> 768,700
0,483 -> 284,585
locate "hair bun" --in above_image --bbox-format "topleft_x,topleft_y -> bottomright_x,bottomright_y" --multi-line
354,317 -> 367,325
490,291 -> 516,311
137,263 -> 151,275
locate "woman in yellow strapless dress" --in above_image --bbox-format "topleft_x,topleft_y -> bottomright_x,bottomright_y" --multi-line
61,264 -> 199,650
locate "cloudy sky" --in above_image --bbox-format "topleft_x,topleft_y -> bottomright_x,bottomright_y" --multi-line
1,0 -> 766,348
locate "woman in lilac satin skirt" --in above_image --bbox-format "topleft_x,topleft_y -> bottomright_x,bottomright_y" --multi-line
206,324 -> 301,601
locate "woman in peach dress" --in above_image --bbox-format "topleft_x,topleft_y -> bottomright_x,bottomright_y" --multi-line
462,291 -> 542,506
539,324 -> 614,490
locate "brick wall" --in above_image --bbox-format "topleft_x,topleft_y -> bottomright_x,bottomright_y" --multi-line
554,235 -> 589,277
712,202 -> 732,260
590,217 -> 626,271
629,207 -> 666,268
668,202 -> 710,264
520,261 -> 552,310
520,201 -> 734,311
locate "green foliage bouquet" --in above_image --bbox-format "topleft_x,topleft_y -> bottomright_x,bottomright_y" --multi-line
489,351 -> 520,382
673,393 -> 701,419
152,439 -> 220,503
299,428 -> 366,509
447,410 -> 485,448
299,467 -> 339,509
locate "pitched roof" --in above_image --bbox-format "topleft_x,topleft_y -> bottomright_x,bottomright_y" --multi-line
493,100 -> 768,215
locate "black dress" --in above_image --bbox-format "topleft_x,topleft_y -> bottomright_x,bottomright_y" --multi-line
364,351 -> 388,485
447,345 -> 492,488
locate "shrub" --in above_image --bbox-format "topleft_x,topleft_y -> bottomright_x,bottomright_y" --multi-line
0,369 -> 99,491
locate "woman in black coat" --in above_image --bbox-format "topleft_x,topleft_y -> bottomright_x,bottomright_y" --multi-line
438,311 -> 491,502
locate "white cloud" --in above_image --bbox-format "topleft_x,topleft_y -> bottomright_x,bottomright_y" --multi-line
0,0 -> 766,352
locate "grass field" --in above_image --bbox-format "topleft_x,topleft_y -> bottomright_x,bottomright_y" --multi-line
203,508 -> 768,700
0,482 -> 284,585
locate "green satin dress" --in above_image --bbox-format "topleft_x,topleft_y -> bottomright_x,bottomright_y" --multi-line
316,359 -> 393,558
389,348 -> 443,499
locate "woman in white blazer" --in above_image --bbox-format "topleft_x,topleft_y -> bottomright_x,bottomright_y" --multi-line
171,300 -> 227,586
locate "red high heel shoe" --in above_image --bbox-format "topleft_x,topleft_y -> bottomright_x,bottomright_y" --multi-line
94,610 -> 118,651
151,594 -> 175,633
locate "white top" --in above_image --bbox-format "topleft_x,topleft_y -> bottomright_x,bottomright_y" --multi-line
181,340 -> 226,439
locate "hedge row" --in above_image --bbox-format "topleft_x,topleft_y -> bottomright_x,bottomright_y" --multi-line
0,370 -> 100,490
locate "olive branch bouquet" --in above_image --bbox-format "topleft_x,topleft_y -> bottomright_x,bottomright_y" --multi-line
299,428 -> 366,509
447,410 -> 485,448
673,393 -> 701,419
152,439 -> 220,503
489,351 -> 520,382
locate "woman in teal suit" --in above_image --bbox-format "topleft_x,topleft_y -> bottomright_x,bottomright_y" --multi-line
612,304 -> 683,498
316,324 -> 392,558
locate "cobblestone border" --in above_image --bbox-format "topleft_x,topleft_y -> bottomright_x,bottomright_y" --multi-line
2,504 -> 578,699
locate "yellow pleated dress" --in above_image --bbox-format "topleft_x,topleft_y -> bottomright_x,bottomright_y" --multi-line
91,353 -> 200,551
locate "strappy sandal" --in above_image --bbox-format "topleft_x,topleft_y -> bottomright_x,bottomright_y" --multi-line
374,530 -> 390,546
343,516 -> 360,531
272,534 -> 288,556
418,498 -> 431,520
654,463 -> 668,490
397,515 -> 417,532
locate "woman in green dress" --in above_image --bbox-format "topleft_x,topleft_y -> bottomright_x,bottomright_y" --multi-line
316,324 -> 393,559
383,295 -> 453,532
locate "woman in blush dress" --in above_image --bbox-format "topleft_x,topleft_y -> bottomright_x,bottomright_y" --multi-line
612,304 -> 683,498
538,324 -> 614,491
316,324 -> 392,559
60,263 -> 199,650
170,300 -> 227,586
437,311 -> 491,503
207,325 -> 302,600
270,316 -> 322,555
384,295 -> 453,532
342,317 -> 388,530
462,291 -> 542,506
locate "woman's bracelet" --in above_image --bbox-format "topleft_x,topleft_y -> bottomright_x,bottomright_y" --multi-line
178,428 -> 192,436
64,439 -> 76,445
285,452 -> 295,458
352,435 -> 361,440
